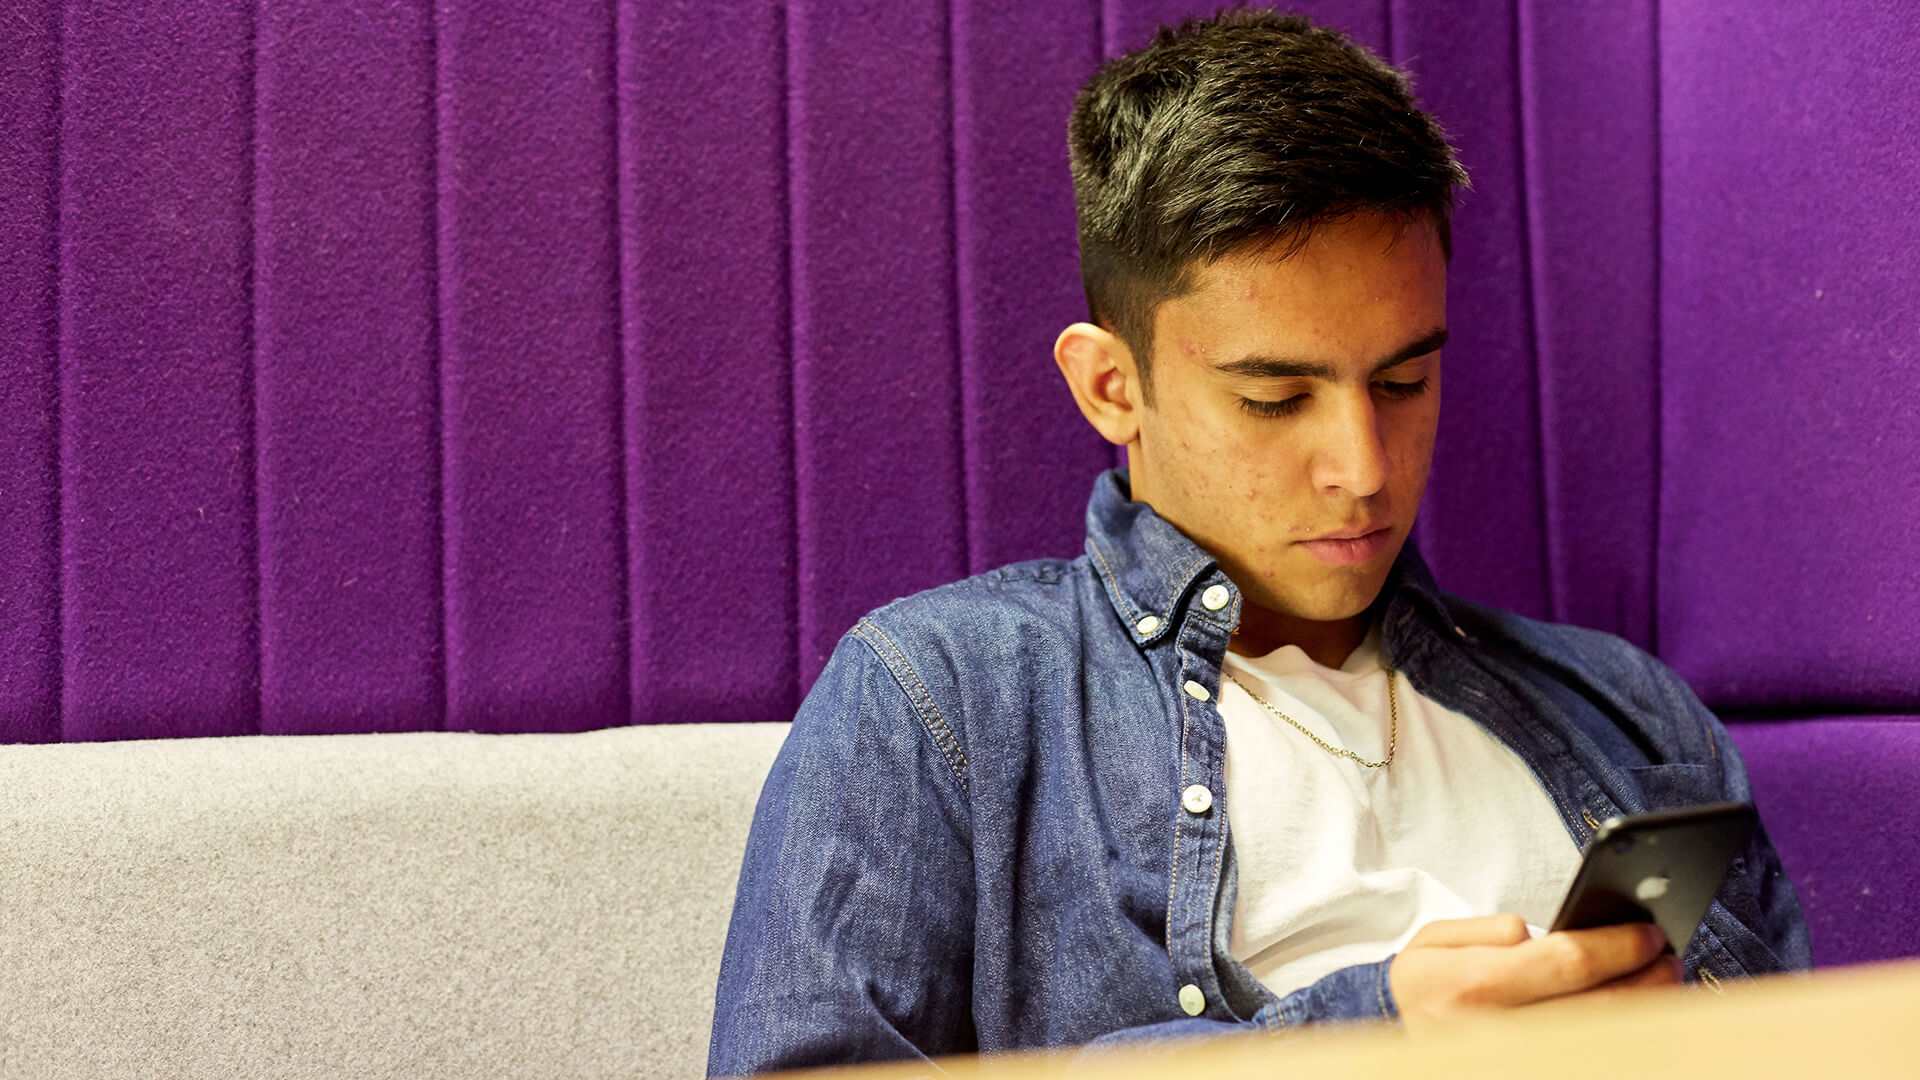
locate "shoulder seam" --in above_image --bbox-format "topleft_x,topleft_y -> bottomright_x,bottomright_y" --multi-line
849,618 -> 971,792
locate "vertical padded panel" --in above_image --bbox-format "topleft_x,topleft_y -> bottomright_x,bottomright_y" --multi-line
1517,0 -> 1659,642
1730,719 -> 1920,967
438,1 -> 628,732
954,1 -> 1113,572
59,2 -> 259,741
788,0 -> 964,684
1394,0 -> 1548,615
1100,0 -> 1126,482
255,0 -> 442,734
620,3 -> 794,724
0,3 -> 61,744
1659,3 -> 1920,709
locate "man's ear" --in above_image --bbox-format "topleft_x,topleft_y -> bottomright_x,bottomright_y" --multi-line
1053,321 -> 1142,448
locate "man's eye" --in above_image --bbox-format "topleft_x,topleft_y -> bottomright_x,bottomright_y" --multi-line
1238,395 -> 1307,418
1237,378 -> 1431,419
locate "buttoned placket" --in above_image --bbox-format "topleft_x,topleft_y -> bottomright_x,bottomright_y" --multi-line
1156,568 -> 1251,1022
1144,563 -> 1472,1023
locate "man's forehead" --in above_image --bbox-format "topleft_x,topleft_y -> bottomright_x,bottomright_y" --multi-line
1162,261 -> 1348,358
1164,232 -> 1443,363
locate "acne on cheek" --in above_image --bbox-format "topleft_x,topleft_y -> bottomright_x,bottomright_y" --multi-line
1240,471 -> 1279,504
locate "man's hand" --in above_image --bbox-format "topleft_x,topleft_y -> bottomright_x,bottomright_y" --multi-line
1387,914 -> 1684,1033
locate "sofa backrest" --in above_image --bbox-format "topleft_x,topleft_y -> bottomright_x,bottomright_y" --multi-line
0,723 -> 790,1079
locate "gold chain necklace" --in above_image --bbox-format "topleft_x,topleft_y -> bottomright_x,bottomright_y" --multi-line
1220,663 -> 1399,769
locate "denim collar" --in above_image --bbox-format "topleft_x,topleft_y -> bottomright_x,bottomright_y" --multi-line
1081,466 -> 1461,669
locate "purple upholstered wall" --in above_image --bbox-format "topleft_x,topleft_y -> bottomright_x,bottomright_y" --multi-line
1,2 -> 1914,965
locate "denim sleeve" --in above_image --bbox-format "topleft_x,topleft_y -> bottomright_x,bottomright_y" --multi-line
707,623 -> 977,1078
1076,955 -> 1399,1056
1632,650 -> 1815,974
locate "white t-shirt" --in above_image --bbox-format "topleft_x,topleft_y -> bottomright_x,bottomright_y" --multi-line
1219,614 -> 1583,1000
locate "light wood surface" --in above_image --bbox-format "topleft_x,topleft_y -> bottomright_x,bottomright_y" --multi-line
771,957 -> 1920,1079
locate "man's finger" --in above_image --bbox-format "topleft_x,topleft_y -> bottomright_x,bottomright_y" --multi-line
1582,952 -> 1686,999
1516,952 -> 1684,1011
1486,922 -> 1668,1005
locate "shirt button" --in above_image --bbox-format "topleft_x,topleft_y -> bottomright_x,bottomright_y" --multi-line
1136,615 -> 1161,636
1201,584 -> 1232,611
1178,983 -> 1206,1016
1181,784 -> 1213,815
1182,679 -> 1211,702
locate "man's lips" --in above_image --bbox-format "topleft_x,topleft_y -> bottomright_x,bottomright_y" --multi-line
1298,527 -> 1392,565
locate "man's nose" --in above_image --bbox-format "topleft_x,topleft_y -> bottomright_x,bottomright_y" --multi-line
1315,395 -> 1391,496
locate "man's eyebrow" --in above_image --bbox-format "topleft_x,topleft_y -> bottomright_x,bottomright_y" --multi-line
1212,327 -> 1448,379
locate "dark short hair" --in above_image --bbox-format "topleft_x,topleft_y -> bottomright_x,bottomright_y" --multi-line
1066,4 -> 1471,405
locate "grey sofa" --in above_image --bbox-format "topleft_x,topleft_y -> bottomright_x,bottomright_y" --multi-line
0,724 -> 790,1079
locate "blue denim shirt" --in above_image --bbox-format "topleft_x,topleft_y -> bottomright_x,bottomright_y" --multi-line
707,466 -> 1811,1076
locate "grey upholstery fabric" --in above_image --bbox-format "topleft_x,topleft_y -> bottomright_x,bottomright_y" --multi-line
0,723 -> 791,1079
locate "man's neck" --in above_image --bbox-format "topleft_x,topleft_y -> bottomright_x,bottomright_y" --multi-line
1227,605 -> 1372,669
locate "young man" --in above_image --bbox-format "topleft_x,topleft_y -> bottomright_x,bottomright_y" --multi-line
708,7 -> 1809,1074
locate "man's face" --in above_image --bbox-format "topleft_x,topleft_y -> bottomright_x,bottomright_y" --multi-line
1126,210 -> 1445,639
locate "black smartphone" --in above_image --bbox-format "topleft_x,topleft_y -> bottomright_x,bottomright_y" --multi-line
1548,800 -> 1755,955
